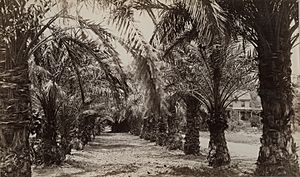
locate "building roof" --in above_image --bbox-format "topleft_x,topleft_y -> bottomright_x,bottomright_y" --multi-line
238,93 -> 251,100
232,91 -> 251,101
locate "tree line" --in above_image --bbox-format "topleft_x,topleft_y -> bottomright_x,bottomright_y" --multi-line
0,0 -> 299,177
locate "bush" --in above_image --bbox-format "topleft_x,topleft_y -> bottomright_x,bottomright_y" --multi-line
250,114 -> 261,128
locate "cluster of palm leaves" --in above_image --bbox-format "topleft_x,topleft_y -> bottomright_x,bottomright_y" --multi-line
28,20 -> 131,164
0,0 -> 299,176
0,0 -> 129,168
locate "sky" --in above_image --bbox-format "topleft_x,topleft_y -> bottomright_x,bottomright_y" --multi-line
292,41 -> 300,75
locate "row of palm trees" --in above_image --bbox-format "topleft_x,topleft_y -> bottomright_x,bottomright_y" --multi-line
125,0 -> 299,176
0,1 -> 128,176
0,0 -> 299,177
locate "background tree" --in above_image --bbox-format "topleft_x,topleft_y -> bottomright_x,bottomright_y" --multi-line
27,17 -> 129,164
165,93 -> 184,150
148,1 -> 256,166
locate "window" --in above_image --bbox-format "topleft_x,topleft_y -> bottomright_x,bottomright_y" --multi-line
241,101 -> 245,107
240,111 -> 246,120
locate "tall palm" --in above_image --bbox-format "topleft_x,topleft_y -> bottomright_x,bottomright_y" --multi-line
220,0 -> 299,175
0,1 -> 60,176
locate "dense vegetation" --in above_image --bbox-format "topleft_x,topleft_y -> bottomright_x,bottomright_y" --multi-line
0,0 -> 299,177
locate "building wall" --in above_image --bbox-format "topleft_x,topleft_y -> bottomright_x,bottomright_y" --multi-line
245,101 -> 250,108
231,100 -> 251,109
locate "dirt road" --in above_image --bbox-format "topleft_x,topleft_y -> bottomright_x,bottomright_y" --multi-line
33,133 -> 256,177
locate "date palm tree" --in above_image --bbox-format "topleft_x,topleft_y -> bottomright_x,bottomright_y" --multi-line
0,1 -> 60,176
161,39 -> 256,164
29,22 -> 129,165
149,2 -> 256,166
220,0 -> 299,175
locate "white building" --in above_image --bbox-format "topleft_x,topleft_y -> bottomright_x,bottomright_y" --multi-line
227,91 -> 262,121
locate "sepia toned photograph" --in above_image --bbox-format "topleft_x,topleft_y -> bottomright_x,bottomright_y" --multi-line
0,0 -> 299,176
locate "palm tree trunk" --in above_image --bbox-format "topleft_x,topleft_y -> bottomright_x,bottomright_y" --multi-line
156,115 -> 168,146
60,108 -> 72,155
41,110 -> 61,166
167,98 -> 182,150
39,84 -> 61,166
207,111 -> 230,167
206,47 -> 230,166
0,46 -> 31,177
255,35 -> 300,176
149,115 -> 157,142
184,95 -> 200,155
140,118 -> 149,139
140,116 -> 156,141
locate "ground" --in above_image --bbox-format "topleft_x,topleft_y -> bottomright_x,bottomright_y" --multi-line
32,130 -> 300,177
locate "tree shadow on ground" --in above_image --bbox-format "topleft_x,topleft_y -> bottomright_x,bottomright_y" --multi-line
102,164 -> 139,176
153,165 -> 254,177
150,152 -> 206,163
89,143 -> 142,149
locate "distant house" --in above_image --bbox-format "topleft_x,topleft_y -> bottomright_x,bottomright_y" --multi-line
227,91 -> 262,121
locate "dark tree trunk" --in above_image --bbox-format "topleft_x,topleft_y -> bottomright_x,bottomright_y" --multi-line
59,106 -> 73,156
0,46 -> 31,177
141,115 -> 157,142
41,127 -> 61,166
207,111 -> 230,167
129,113 -> 142,136
148,116 -> 157,142
167,98 -> 182,150
77,114 -> 97,148
255,25 -> 299,176
140,118 -> 149,140
41,114 -> 61,166
156,115 -> 168,146
184,95 -> 200,155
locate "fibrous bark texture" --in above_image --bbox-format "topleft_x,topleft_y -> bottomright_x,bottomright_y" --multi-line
255,7 -> 299,175
0,46 -> 32,177
184,95 -> 200,155
207,111 -> 230,167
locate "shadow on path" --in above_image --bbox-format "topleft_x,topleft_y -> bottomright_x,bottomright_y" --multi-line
33,133 -> 255,177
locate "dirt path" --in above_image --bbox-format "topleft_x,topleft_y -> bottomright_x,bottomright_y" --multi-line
200,131 -> 300,164
33,133 -> 255,177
